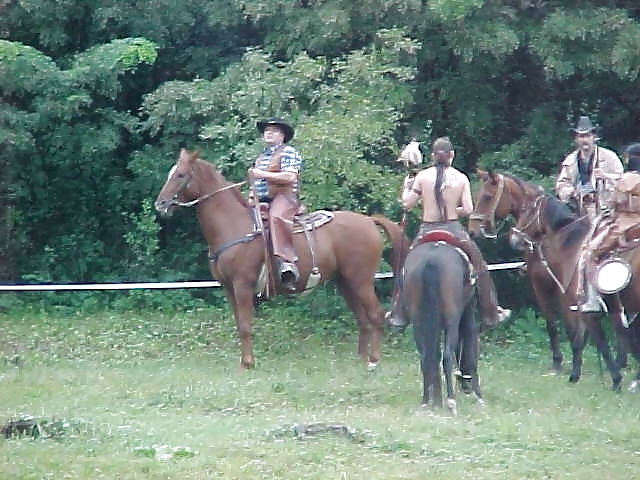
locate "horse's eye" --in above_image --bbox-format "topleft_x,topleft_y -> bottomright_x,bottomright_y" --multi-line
176,172 -> 186,179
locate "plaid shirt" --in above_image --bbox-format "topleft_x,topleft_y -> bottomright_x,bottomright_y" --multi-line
254,144 -> 303,201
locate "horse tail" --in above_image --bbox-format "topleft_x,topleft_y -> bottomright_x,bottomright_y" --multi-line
423,255 -> 443,372
370,214 -> 411,276
411,249 -> 444,405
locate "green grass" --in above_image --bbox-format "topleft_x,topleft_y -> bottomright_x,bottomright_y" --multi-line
1,307 -> 639,479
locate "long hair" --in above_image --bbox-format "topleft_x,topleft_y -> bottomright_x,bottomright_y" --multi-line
432,137 -> 454,222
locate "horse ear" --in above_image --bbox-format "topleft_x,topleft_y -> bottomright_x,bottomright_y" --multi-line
487,169 -> 500,185
187,150 -> 199,162
476,168 -> 489,181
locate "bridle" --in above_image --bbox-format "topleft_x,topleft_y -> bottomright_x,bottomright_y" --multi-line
166,163 -> 247,208
469,173 -> 505,239
510,194 -> 545,253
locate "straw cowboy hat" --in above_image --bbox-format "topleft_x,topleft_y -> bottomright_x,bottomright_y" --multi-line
256,117 -> 295,143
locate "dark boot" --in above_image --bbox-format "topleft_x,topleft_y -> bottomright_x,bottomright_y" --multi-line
280,261 -> 299,290
460,238 -> 511,328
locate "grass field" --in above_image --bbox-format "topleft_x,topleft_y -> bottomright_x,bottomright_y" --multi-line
1,305 -> 639,479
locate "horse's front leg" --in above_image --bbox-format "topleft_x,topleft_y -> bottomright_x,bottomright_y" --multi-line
564,312 -> 586,383
531,270 -> 563,372
229,283 -> 256,369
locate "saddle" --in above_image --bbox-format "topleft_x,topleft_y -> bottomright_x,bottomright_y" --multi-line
415,229 -> 464,249
258,203 -> 334,233
256,203 -> 333,297
587,173 -> 640,264
413,229 -> 475,283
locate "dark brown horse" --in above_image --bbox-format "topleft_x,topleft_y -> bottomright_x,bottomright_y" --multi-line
468,171 -> 625,389
507,192 -> 631,389
154,149 -> 406,370
400,239 -> 482,414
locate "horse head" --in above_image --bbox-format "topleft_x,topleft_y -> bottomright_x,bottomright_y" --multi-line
509,195 -> 547,251
154,148 -> 202,217
509,194 -> 585,253
469,169 -> 544,239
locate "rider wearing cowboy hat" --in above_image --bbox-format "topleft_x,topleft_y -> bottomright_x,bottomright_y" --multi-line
249,117 -> 303,290
556,116 -> 623,313
556,115 -> 623,218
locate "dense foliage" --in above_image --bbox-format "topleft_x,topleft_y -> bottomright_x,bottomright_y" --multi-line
2,1 -> 640,311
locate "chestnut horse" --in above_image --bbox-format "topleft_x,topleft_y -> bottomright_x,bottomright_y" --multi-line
400,240 -> 482,414
468,171 -> 626,389
154,149 -> 406,370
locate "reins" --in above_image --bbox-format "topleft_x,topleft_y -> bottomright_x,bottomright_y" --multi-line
172,180 -> 248,207
511,195 -> 568,294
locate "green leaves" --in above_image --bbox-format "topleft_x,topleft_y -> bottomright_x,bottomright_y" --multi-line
533,7 -> 638,79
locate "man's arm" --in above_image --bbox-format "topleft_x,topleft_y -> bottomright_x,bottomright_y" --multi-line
556,156 -> 576,202
251,147 -> 301,185
401,173 -> 422,210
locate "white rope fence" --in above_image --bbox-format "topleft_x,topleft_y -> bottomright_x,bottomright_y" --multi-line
0,262 -> 525,292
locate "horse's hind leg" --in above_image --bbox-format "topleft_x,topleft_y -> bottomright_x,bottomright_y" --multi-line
336,279 -> 384,368
459,302 -> 483,403
582,313 -> 622,391
442,326 -> 460,415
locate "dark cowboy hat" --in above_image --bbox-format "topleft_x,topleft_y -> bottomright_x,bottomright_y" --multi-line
624,143 -> 640,157
570,115 -> 597,135
256,117 -> 295,143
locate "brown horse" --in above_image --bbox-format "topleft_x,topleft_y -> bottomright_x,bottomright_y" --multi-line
468,171 -> 625,389
154,149 -> 406,370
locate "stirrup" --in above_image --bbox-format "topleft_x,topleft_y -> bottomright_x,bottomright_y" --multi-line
579,296 -> 607,313
385,311 -> 408,328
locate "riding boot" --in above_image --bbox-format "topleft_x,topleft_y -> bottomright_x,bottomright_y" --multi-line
270,193 -> 300,291
459,238 -> 511,328
385,271 -> 408,328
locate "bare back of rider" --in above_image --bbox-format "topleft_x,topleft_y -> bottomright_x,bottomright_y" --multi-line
386,138 -> 510,329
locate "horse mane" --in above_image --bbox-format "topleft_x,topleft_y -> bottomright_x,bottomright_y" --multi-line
541,195 -> 589,249
195,158 -> 249,208
502,172 -> 543,199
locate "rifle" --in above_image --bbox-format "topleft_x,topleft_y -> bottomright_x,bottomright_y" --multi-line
594,145 -> 603,216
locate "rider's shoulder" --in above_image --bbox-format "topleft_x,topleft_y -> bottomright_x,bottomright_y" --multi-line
282,145 -> 299,155
597,145 -> 621,160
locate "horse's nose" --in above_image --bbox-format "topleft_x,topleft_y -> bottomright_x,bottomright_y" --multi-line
154,198 -> 172,215
154,199 -> 166,212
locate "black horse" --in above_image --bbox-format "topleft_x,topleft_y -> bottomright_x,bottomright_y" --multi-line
400,240 -> 482,415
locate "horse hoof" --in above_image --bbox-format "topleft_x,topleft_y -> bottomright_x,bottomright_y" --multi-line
367,361 -> 378,372
568,374 -> 580,383
628,380 -> 639,393
446,398 -> 457,416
